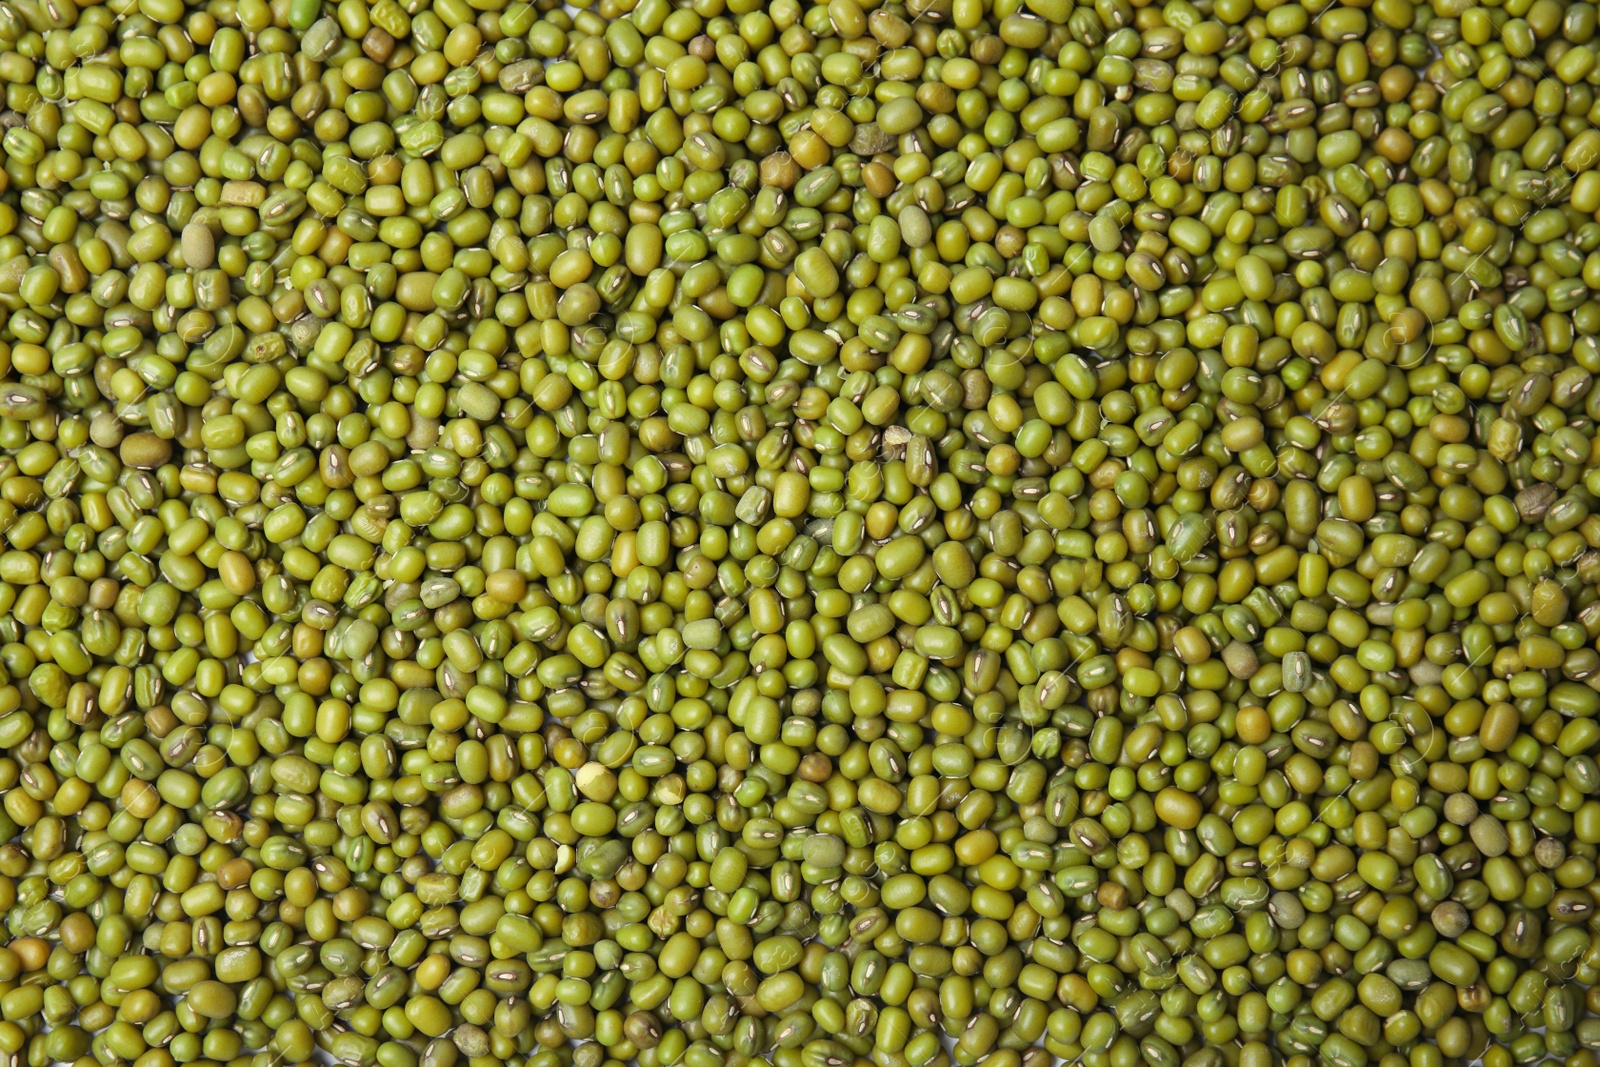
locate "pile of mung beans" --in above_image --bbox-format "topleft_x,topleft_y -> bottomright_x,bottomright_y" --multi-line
5,0 -> 1600,1063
